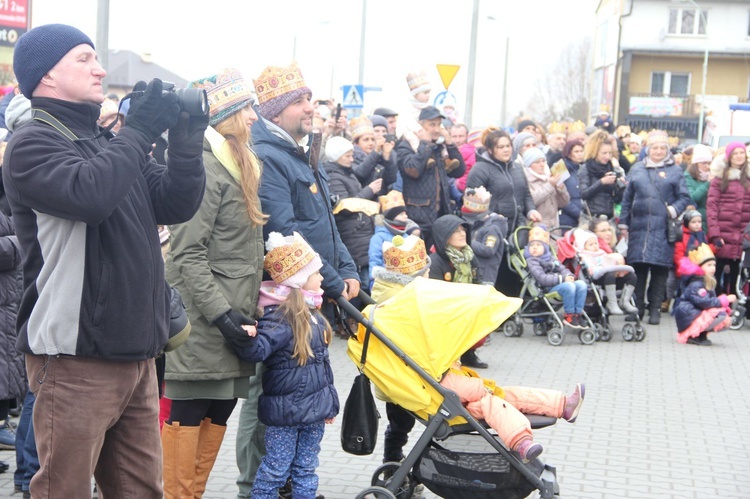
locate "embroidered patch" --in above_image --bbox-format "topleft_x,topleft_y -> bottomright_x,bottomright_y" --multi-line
444,272 -> 452,281
310,183 -> 318,194
698,288 -> 707,297
485,235 -> 497,248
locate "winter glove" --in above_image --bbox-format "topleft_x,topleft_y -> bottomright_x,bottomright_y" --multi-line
167,110 -> 210,159
712,237 -> 724,249
125,79 -> 181,143
214,310 -> 257,351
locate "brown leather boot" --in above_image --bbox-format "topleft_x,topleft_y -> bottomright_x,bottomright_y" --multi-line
162,422 -> 200,499
193,418 -> 227,498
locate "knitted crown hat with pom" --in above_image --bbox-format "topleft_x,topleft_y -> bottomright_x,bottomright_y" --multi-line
264,232 -> 322,288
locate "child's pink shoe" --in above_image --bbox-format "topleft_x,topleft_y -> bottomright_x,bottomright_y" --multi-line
515,438 -> 544,463
563,383 -> 585,423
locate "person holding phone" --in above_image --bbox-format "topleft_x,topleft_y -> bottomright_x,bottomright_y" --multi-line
350,116 -> 398,196
579,130 -> 626,220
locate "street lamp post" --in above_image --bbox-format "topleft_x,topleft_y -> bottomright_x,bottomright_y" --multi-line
684,0 -> 708,142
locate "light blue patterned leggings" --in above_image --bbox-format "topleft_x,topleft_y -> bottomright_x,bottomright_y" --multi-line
251,421 -> 325,499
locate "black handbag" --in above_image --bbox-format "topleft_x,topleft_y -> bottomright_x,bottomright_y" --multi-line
340,316 -> 380,455
667,217 -> 682,244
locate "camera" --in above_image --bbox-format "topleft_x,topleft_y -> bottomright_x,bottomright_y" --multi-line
161,82 -> 209,117
385,133 -> 397,143
131,81 -> 208,117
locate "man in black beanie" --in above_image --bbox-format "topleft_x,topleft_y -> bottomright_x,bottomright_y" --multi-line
3,23 -> 208,498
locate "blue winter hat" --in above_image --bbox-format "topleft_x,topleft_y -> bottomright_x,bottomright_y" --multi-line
13,24 -> 95,99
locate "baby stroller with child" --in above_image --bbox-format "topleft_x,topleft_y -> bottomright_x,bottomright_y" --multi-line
340,278 -> 564,498
501,225 -> 597,346
555,229 -> 646,342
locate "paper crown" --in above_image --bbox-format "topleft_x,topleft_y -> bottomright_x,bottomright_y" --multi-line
379,189 -> 405,213
189,68 -> 254,126
264,232 -> 322,287
383,235 -> 429,275
463,186 -> 491,213
253,62 -> 308,105
547,121 -> 565,135
406,70 -> 431,96
350,115 -> 374,139
528,226 -> 550,246
688,243 -> 715,267
647,129 -> 669,146
567,120 -> 586,133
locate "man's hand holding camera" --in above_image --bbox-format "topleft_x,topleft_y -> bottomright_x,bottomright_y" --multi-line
126,79 -> 181,144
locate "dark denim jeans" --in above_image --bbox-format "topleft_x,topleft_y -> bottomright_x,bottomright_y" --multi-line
14,390 -> 38,493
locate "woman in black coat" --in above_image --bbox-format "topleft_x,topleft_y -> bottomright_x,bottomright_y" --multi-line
578,130 -> 626,220
466,128 -> 541,296
556,139 -> 585,228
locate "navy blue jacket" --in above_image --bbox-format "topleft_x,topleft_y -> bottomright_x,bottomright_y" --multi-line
253,117 -> 358,298
558,158 -> 583,227
232,306 -> 339,427
462,212 -> 508,284
674,276 -> 725,333
619,161 -> 692,267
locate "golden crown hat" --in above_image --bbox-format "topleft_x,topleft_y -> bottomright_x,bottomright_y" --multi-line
547,121 -> 566,135
567,120 -> 586,133
263,232 -> 316,283
350,115 -> 374,139
528,226 -> 550,246
253,62 -> 307,104
463,186 -> 491,212
383,235 -> 428,274
379,190 -> 405,213
647,129 -> 670,146
688,243 -> 715,267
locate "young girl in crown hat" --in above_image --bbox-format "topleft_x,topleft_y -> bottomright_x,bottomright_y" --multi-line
674,244 -> 735,345
219,232 -> 339,498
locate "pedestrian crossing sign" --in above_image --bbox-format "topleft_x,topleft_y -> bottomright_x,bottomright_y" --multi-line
342,84 -> 364,109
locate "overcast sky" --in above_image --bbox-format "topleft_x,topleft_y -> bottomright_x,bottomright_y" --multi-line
30,0 -> 597,127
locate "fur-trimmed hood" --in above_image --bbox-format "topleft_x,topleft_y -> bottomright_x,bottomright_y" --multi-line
370,266 -> 429,302
710,154 -> 750,180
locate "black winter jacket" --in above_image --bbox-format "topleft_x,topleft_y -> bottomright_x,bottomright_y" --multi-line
397,140 -> 465,232
326,162 -> 376,268
428,215 -> 480,283
352,145 -> 398,196
466,152 -> 536,233
2,98 -> 205,360
0,207 -> 25,400
578,158 -> 624,219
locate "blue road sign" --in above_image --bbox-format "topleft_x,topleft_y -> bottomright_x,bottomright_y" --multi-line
342,84 -> 364,109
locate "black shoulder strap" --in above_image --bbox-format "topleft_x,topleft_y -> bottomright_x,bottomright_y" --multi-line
31,109 -> 79,141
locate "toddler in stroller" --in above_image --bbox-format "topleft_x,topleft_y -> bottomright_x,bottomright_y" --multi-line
343,278 -> 582,498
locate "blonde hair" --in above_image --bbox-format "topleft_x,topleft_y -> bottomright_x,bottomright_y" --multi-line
583,130 -> 615,162
214,109 -> 268,226
277,289 -> 332,366
703,273 -> 716,291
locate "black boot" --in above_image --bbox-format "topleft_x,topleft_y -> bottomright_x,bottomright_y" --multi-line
461,350 -> 488,369
648,309 -> 661,325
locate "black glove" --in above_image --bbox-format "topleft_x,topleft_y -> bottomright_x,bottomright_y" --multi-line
214,310 -> 257,351
712,237 -> 724,249
126,79 -> 181,143
167,110 -> 210,158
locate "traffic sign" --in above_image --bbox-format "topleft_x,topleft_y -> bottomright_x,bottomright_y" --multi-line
436,64 -> 460,89
433,91 -> 457,110
342,84 -> 364,109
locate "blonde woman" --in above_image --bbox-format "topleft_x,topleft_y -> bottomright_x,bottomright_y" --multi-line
163,68 -> 266,498
578,130 -> 625,220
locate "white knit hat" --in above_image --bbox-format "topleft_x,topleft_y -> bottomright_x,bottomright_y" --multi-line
691,144 -> 713,164
325,136 -> 353,162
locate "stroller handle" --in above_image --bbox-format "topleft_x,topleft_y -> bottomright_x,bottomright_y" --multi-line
335,290 -> 375,324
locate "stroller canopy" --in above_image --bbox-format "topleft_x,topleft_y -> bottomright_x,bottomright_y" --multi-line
348,278 -> 522,416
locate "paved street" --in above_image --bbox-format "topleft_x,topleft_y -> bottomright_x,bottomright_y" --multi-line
0,314 -> 748,498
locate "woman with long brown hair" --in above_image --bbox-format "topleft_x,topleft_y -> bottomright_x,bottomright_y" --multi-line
163,68 -> 266,498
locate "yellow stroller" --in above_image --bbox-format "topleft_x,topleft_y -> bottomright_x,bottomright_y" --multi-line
341,278 -> 562,499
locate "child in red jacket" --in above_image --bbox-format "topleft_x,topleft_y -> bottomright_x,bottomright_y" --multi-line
674,210 -> 714,277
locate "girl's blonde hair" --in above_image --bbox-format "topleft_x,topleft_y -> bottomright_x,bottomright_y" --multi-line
214,109 -> 269,226
583,129 -> 615,162
703,273 -> 716,291
277,288 -> 332,366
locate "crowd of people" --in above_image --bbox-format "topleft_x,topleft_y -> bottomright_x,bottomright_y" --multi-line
0,21 -> 747,499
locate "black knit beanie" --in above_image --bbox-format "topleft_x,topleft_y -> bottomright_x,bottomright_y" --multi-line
14,24 -> 95,99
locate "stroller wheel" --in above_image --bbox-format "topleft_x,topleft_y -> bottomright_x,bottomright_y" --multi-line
547,327 -> 564,346
634,324 -> 646,342
593,322 -> 612,342
502,320 -> 518,337
730,315 -> 745,330
622,323 -> 636,342
533,322 -> 548,336
356,486 -> 398,499
579,329 -> 596,345
371,462 -> 416,499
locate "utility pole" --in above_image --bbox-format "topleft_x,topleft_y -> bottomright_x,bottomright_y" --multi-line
358,0 -> 367,85
464,0 -> 479,128
96,0 -> 110,93
501,36 -> 509,127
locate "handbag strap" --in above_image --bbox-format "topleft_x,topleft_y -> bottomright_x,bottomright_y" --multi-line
359,305 -> 377,367
644,166 -> 674,217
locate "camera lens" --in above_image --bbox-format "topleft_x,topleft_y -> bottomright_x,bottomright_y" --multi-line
175,88 -> 209,117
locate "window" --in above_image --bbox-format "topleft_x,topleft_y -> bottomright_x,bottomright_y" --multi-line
668,8 -> 707,35
651,72 -> 691,96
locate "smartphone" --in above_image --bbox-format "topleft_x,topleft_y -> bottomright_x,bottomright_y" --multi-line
385,133 -> 396,142
334,103 -> 342,122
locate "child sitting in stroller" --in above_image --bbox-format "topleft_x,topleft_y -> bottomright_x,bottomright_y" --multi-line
440,364 -> 584,462
525,225 -> 587,328
573,228 -> 639,315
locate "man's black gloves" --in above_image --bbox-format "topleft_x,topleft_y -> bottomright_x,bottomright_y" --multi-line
167,110 -> 210,159
214,310 -> 257,351
126,79 -> 181,143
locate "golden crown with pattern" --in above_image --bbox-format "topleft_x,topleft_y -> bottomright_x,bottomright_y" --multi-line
688,243 -> 715,267
253,62 -> 307,105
